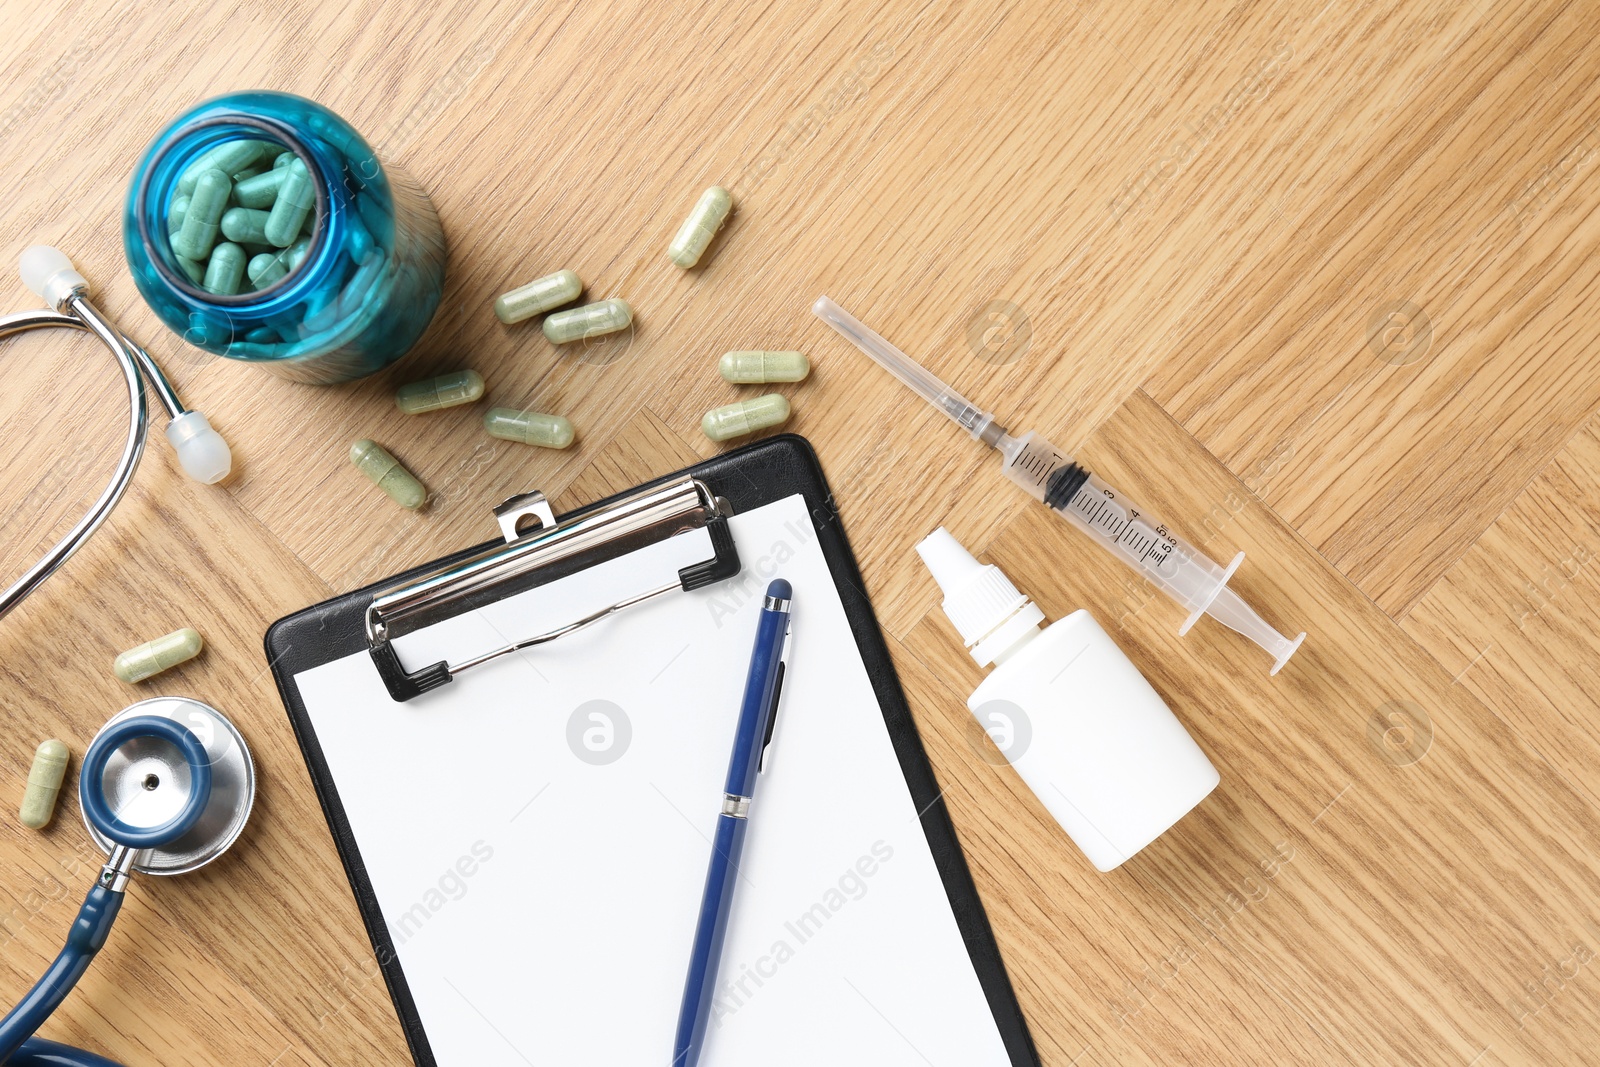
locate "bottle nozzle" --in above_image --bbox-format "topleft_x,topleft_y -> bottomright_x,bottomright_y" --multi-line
916,528 -> 1044,666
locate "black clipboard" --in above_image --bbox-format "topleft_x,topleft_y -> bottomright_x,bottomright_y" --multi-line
265,434 -> 1040,1067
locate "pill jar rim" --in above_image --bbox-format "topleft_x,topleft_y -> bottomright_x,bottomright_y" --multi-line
135,113 -> 330,307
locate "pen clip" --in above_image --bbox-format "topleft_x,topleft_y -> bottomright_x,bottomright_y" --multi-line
758,618 -> 792,774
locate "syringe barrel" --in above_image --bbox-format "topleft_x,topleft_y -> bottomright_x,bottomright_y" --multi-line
999,431 -> 1228,612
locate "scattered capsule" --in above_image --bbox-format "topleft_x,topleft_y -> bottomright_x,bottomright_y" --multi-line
221,207 -> 273,245
233,167 -> 287,209
272,150 -> 296,170
265,159 -> 315,247
248,251 -> 290,288
494,270 -> 583,324
543,298 -> 632,344
113,627 -> 204,684
396,370 -> 485,414
668,186 -> 733,268
202,242 -> 248,295
349,439 -> 427,509
483,407 -> 575,448
168,194 -> 190,236
701,393 -> 791,442
170,168 -> 231,260
19,740 -> 68,830
719,350 -> 810,384
174,255 -> 206,285
177,139 -> 269,195
244,326 -> 280,344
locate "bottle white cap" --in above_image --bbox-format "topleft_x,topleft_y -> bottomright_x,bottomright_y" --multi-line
916,527 -> 1045,667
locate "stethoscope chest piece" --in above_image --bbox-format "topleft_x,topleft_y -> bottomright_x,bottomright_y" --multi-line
81,697 -> 255,875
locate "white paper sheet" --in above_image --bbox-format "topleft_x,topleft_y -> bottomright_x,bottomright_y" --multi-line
293,494 -> 1013,1066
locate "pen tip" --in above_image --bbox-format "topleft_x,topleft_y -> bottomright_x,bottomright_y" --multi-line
766,578 -> 792,599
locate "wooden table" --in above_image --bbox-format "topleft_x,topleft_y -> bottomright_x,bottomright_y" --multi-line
2,1 -> 1598,1063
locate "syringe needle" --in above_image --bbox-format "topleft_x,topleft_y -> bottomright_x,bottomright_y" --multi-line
812,297 -> 1007,445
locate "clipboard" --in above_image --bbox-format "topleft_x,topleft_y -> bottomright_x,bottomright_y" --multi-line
265,434 -> 1040,1067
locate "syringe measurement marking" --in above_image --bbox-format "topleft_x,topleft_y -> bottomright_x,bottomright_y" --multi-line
1026,451 -> 1179,571
1069,490 -> 1176,570
1013,447 -> 1061,488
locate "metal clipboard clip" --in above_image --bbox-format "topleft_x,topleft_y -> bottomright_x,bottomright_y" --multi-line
365,476 -> 740,701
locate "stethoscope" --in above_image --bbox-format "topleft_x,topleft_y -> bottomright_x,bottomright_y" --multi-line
0,250 -> 257,1067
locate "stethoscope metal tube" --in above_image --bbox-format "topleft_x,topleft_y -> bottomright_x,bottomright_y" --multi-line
0,247 -> 232,623
0,306 -> 146,624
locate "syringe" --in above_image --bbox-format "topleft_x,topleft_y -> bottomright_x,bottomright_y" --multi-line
814,296 -> 1306,675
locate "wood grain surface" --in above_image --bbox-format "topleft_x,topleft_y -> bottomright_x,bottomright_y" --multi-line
1,1 -> 1598,1064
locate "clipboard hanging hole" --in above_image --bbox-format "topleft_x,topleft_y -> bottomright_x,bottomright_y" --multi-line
494,490 -> 557,543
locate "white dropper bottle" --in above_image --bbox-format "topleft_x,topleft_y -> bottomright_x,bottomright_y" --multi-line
917,527 -> 1219,871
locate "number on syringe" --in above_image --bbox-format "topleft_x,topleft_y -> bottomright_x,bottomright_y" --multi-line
1068,487 -> 1180,576
1009,442 -> 1064,489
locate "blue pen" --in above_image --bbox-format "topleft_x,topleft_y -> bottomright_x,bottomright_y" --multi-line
673,578 -> 793,1067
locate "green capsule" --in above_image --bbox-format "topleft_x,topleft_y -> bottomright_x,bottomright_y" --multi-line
170,168 -> 231,261
494,270 -> 582,324
668,186 -> 733,268
265,159 -> 315,247
174,255 -> 206,285
283,235 -> 313,272
177,139 -> 269,195
272,150 -> 296,170
543,298 -> 632,344
233,168 -> 287,209
338,255 -> 388,317
19,739 -> 69,830
350,439 -> 426,509
248,251 -> 290,288
483,407 -> 575,448
221,207 -> 272,245
302,285 -> 342,333
168,194 -> 190,236
396,370 -> 485,414
701,393 -> 790,442
245,326 -> 280,344
719,350 -> 810,384
203,242 -> 247,295
114,627 -> 204,683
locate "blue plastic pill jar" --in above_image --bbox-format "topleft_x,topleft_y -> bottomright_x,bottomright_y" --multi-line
124,91 -> 446,384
